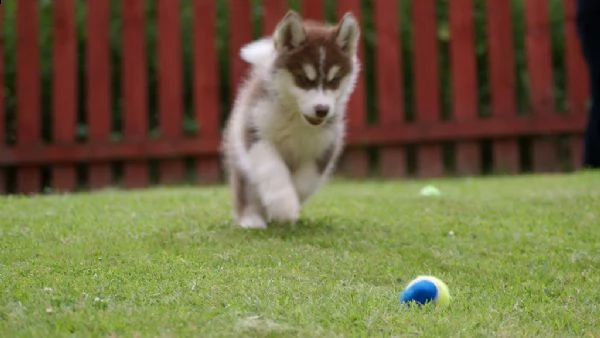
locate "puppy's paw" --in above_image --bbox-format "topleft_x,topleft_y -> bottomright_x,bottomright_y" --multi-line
265,191 -> 300,223
239,213 -> 267,229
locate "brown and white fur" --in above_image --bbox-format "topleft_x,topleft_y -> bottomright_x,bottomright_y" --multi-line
221,10 -> 361,229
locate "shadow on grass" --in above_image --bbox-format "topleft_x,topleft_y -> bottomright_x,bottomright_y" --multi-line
219,215 -> 386,252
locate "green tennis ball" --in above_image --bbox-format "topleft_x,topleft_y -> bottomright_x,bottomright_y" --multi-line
399,275 -> 451,307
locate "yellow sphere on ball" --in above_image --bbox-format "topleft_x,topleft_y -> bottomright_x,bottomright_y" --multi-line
399,275 -> 451,307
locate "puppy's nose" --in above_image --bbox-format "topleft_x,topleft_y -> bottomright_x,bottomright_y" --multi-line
314,105 -> 330,118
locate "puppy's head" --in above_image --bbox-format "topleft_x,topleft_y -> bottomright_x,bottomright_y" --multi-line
272,10 -> 360,127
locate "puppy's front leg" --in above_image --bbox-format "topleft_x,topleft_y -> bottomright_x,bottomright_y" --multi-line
294,141 -> 341,204
248,141 -> 300,223
293,161 -> 322,204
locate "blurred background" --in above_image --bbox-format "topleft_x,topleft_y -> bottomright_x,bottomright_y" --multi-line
0,0 -> 589,194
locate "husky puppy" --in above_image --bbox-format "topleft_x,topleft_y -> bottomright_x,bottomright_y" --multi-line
221,10 -> 361,229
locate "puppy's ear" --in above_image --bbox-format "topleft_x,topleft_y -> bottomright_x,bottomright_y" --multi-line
335,12 -> 360,54
273,10 -> 306,52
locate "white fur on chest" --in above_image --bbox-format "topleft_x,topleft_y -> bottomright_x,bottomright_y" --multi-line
251,98 -> 338,170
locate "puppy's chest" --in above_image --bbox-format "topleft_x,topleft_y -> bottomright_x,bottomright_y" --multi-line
268,121 -> 335,168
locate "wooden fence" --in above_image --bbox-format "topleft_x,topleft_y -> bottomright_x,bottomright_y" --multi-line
0,0 -> 590,194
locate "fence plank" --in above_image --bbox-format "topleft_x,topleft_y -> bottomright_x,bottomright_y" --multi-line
197,158 -> 221,184
1,115 -> 583,167
346,114 -> 584,146
373,0 -> 405,178
157,0 -> 185,185
1,137 -> 220,166
373,0 -> 403,124
16,0 -> 42,193
563,0 -> 588,170
263,0 -> 288,34
302,0 -> 324,21
525,0 -> 559,172
86,0 -> 112,189
122,0 -> 149,188
570,135 -> 583,170
450,0 -> 480,176
525,0 -> 555,115
337,0 -> 369,178
0,3 -> 5,193
228,0 -> 253,94
1,0 -> 587,194
194,0 -> 221,183
486,0 -> 519,174
52,0 -> 78,192
86,0 -> 112,190
412,0 -> 443,177
563,0 -> 589,115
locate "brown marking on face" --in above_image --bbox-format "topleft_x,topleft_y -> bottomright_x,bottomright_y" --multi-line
274,22 -> 353,91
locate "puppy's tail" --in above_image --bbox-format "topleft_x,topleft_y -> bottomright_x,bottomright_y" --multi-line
222,103 -> 257,186
240,38 -> 275,68
225,39 -> 273,183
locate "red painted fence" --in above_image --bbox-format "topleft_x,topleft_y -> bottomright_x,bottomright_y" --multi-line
0,0 -> 590,194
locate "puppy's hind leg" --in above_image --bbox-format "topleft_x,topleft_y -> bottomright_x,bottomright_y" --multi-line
229,167 -> 267,229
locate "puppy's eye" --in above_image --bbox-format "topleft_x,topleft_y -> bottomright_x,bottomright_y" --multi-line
295,72 -> 313,83
328,75 -> 342,84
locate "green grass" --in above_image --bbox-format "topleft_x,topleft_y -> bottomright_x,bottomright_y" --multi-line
1,172 -> 600,337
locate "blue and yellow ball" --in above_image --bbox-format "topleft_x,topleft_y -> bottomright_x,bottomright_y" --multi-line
399,275 -> 451,307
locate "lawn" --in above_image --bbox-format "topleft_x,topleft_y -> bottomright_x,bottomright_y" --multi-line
1,172 -> 599,337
